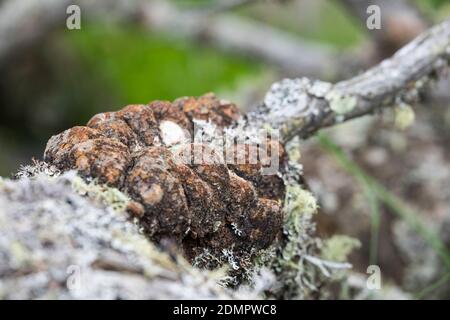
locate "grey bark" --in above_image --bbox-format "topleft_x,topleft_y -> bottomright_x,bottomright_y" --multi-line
0,0 -> 358,79
0,170 -> 263,299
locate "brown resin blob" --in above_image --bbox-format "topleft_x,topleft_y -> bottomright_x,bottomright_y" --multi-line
44,94 -> 286,269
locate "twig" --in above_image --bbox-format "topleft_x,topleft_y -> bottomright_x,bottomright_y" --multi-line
338,0 -> 450,121
254,18 -> 450,141
199,0 -> 265,14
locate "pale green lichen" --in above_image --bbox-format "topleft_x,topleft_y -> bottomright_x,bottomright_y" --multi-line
279,185 -> 318,265
192,248 -> 221,268
266,181 -> 320,299
327,90 -> 357,115
286,138 -> 302,163
213,221 -> 222,232
71,176 -> 130,213
282,118 -> 305,140
320,235 -> 361,263
240,246 -> 278,286
191,247 -> 245,287
9,241 -> 31,269
263,123 -> 276,135
394,103 -> 415,130
285,185 -> 318,221
15,161 -> 130,214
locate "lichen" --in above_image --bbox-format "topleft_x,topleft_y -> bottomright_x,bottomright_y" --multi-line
394,103 -> 416,130
326,90 -> 357,115
9,241 -> 31,269
264,78 -> 311,116
285,184 -> 318,219
277,184 -> 318,270
71,176 -> 130,213
261,171 -> 321,299
15,159 -> 61,179
320,235 -> 361,263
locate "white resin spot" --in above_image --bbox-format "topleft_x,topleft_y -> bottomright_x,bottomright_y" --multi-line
159,120 -> 188,146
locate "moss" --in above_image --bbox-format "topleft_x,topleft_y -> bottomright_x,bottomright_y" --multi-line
320,235 -> 361,263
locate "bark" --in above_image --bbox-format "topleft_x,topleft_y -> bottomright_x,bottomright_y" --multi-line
0,170 -> 264,299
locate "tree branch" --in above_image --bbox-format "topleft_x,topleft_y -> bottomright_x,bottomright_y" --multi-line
253,18 -> 450,141
197,0 -> 265,14
338,0 -> 450,119
139,0 -> 345,79
0,0 -> 362,80
0,171 -> 262,299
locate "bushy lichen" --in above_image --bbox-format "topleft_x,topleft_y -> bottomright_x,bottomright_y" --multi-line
268,182 -> 320,298
15,159 -> 61,179
71,176 -> 130,213
280,184 -> 318,265
320,235 -> 361,263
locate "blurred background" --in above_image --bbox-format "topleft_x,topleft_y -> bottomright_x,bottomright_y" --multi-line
0,0 -> 449,299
